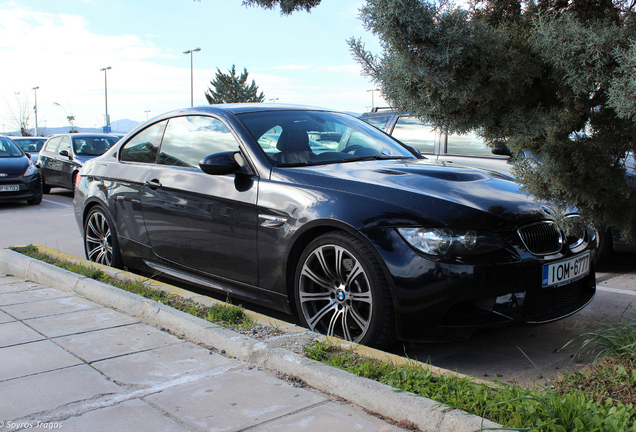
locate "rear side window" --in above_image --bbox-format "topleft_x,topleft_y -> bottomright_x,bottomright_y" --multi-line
445,131 -> 499,157
120,121 -> 166,164
391,117 -> 436,154
158,116 -> 239,168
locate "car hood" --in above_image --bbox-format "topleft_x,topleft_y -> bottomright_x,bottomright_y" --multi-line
281,159 -> 549,231
0,156 -> 29,175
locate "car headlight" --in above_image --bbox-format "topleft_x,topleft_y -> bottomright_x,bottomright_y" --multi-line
23,164 -> 37,177
397,227 -> 506,256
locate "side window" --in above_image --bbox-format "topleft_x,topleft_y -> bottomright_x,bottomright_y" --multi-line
445,131 -> 497,157
391,117 -> 436,154
58,136 -> 72,155
360,115 -> 392,131
120,121 -> 166,164
158,116 -> 239,168
44,137 -> 62,153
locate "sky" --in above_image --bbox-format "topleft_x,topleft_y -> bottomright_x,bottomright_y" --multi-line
0,0 -> 387,134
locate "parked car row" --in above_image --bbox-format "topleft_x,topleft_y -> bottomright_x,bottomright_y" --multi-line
72,104 -> 596,349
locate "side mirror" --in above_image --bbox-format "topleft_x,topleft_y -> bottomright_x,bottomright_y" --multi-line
25,152 -> 31,159
199,151 -> 241,175
59,150 -> 71,158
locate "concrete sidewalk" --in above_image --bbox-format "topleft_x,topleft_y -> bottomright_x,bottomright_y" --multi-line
0,248 -> 504,432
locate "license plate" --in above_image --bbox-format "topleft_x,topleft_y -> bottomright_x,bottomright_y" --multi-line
542,251 -> 591,287
0,185 -> 19,192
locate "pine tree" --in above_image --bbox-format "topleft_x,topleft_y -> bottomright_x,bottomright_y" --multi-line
205,65 -> 265,104
347,0 -> 636,237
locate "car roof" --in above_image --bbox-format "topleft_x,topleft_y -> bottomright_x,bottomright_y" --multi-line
153,103 -> 338,119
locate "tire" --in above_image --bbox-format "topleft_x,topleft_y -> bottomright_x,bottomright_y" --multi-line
41,177 -> 51,194
294,231 -> 396,349
27,191 -> 43,205
84,206 -> 123,269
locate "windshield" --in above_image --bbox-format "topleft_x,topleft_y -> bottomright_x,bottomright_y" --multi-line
237,110 -> 416,166
12,138 -> 46,152
73,136 -> 119,156
0,137 -> 23,157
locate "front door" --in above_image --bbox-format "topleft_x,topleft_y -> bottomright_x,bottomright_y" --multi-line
140,115 -> 259,286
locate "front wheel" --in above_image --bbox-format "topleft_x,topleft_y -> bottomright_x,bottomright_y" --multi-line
84,206 -> 123,268
295,232 -> 396,349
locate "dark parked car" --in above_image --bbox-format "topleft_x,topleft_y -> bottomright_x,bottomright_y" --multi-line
10,136 -> 47,164
0,135 -> 42,205
38,133 -> 119,193
360,109 -> 514,174
73,104 -> 596,349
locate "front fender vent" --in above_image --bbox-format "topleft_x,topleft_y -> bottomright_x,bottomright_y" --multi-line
518,221 -> 563,255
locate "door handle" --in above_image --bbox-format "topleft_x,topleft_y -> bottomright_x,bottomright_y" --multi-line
145,179 -> 162,190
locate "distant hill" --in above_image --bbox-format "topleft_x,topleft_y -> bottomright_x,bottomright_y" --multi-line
4,119 -> 141,137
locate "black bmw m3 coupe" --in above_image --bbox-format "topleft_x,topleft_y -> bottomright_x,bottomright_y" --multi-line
73,104 -> 596,348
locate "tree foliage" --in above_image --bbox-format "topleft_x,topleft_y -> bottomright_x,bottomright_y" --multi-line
205,65 -> 265,104
348,0 -> 636,237
241,0 -> 321,14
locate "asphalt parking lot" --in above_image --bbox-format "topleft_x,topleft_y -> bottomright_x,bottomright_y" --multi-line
1,189 -> 635,387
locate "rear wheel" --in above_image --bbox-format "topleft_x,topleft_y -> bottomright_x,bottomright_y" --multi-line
295,232 -> 396,349
84,206 -> 123,268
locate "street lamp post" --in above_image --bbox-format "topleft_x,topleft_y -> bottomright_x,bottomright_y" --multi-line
144,110 -> 150,120
269,98 -> 279,103
32,86 -> 39,136
366,88 -> 380,111
183,48 -> 201,107
100,66 -> 112,130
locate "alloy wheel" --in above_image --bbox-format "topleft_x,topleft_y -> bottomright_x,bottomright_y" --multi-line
298,244 -> 373,343
85,210 -> 113,266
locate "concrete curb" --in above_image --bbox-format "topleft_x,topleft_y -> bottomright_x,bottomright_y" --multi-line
0,247 -> 508,432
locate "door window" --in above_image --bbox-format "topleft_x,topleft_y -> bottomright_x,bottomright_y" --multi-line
158,116 -> 239,168
120,121 -> 166,164
58,136 -> 72,155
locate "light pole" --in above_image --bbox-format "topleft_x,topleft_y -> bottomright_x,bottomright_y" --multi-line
100,66 -> 112,130
145,110 -> 150,120
269,98 -> 279,103
32,86 -> 39,136
183,48 -> 201,107
366,88 -> 380,111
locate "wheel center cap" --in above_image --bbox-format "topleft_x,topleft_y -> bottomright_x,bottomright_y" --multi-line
336,288 -> 347,303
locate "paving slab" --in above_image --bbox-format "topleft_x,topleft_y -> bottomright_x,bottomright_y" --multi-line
54,323 -> 185,363
25,306 -> 139,338
0,310 -> 15,324
0,365 -> 122,419
95,342 -> 235,387
0,339 -> 83,381
145,367 -> 329,432
0,294 -> 102,320
58,399 -> 191,432
0,320 -> 45,347
0,279 -> 43,293
250,400 -> 406,432
0,286 -> 71,307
